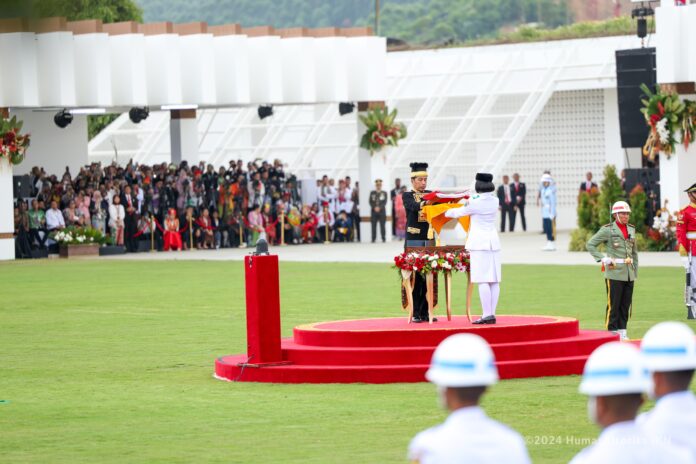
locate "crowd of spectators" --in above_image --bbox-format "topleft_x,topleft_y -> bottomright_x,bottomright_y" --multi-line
12,159 -> 377,258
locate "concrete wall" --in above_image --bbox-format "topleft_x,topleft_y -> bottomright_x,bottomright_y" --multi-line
11,109 -> 88,176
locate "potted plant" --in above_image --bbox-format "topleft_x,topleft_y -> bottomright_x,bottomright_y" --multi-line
51,226 -> 109,258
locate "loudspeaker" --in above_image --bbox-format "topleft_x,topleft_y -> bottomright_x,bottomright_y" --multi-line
12,175 -> 31,199
615,48 -> 656,148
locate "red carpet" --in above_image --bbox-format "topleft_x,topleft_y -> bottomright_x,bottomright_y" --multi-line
215,315 -> 618,384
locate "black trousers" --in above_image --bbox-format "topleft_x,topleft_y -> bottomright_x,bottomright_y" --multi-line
29,228 -> 48,248
124,214 -> 138,252
605,279 -> 634,331
500,204 -> 514,232
412,272 -> 429,321
371,210 -> 386,241
405,239 -> 435,321
517,204 -> 527,231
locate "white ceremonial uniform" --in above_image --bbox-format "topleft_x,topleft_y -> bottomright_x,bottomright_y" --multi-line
637,391 -> 696,461
408,406 -> 530,464
569,420 -> 693,464
445,193 -> 501,283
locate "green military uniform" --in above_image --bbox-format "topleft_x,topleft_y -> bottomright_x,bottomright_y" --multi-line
587,221 -> 639,333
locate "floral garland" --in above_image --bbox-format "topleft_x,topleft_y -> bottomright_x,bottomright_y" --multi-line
393,250 -> 470,276
640,84 -> 684,160
682,99 -> 696,150
359,106 -> 407,154
51,226 -> 111,246
0,115 -> 30,165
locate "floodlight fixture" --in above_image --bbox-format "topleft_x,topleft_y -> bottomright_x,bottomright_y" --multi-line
338,102 -> 355,116
258,105 -> 274,120
129,107 -> 150,124
53,109 -> 73,128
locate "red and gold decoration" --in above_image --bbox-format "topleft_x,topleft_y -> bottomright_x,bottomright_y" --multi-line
359,106 -> 407,154
640,84 -> 696,160
0,115 -> 30,166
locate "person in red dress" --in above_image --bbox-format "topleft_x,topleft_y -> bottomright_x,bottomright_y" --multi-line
163,208 -> 183,251
676,183 -> 696,318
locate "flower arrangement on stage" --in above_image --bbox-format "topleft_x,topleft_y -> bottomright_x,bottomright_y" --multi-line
0,115 -> 30,166
640,84 -> 684,160
359,106 -> 407,154
393,250 -> 469,275
51,226 -> 110,246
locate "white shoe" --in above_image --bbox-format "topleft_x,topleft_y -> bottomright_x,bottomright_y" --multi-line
542,241 -> 555,251
618,329 -> 628,341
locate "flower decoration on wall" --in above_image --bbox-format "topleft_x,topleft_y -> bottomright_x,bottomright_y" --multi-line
0,115 -> 30,166
359,106 -> 407,154
640,84 -> 684,161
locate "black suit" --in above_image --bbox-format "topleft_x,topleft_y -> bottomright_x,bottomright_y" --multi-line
496,184 -> 516,232
120,193 -> 139,252
511,181 -> 527,231
402,190 -> 434,322
579,181 -> 598,194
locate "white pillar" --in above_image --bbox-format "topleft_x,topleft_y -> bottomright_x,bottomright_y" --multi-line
357,112 -> 392,243
9,109 -> 88,176
659,136 -> 696,213
0,160 -> 14,260
169,109 -> 199,165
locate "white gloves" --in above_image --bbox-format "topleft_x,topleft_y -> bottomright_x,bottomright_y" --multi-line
601,256 -> 613,265
683,257 -> 690,270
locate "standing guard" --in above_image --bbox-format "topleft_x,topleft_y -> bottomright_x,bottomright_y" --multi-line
676,183 -> 696,319
586,201 -> 639,340
369,179 -> 388,243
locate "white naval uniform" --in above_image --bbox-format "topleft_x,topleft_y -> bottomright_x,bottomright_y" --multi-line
569,420 -> 693,464
445,192 -> 501,283
408,406 -> 530,464
637,391 -> 696,461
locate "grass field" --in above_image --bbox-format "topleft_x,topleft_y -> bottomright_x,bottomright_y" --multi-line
1,259 -> 694,463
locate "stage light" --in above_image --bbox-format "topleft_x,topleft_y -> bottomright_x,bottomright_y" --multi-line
258,105 -> 274,120
338,102 -> 355,116
53,109 -> 73,129
129,107 -> 149,124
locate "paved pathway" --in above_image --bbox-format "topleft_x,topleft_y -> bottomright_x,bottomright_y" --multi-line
102,231 -> 680,268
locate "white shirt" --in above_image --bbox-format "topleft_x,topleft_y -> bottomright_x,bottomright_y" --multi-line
108,204 -> 125,228
409,406 -> 530,464
637,391 -> 696,462
45,208 -> 65,230
316,209 -> 334,228
444,193 -> 501,251
569,420 -> 693,464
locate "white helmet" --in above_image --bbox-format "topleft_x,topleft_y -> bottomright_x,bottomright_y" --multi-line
425,333 -> 498,387
579,342 -> 651,396
641,321 -> 696,372
540,173 -> 553,183
611,201 -> 631,215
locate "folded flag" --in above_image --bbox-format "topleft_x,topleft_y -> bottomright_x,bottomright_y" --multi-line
423,191 -> 470,203
423,203 -> 470,236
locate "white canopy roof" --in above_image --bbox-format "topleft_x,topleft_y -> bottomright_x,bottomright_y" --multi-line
0,17 -> 386,109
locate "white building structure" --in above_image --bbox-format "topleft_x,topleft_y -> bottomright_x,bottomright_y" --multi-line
90,34 -> 641,231
2,0 -> 695,260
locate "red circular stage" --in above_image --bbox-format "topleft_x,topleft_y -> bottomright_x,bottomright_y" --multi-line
215,315 -> 618,384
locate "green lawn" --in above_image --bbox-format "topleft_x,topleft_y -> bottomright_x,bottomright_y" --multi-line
1,260 -> 694,463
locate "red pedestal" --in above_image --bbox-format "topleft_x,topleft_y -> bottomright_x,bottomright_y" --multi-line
243,254 -> 285,365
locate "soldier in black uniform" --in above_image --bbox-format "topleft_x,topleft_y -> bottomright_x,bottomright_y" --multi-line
369,179 -> 388,242
402,162 -> 436,323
